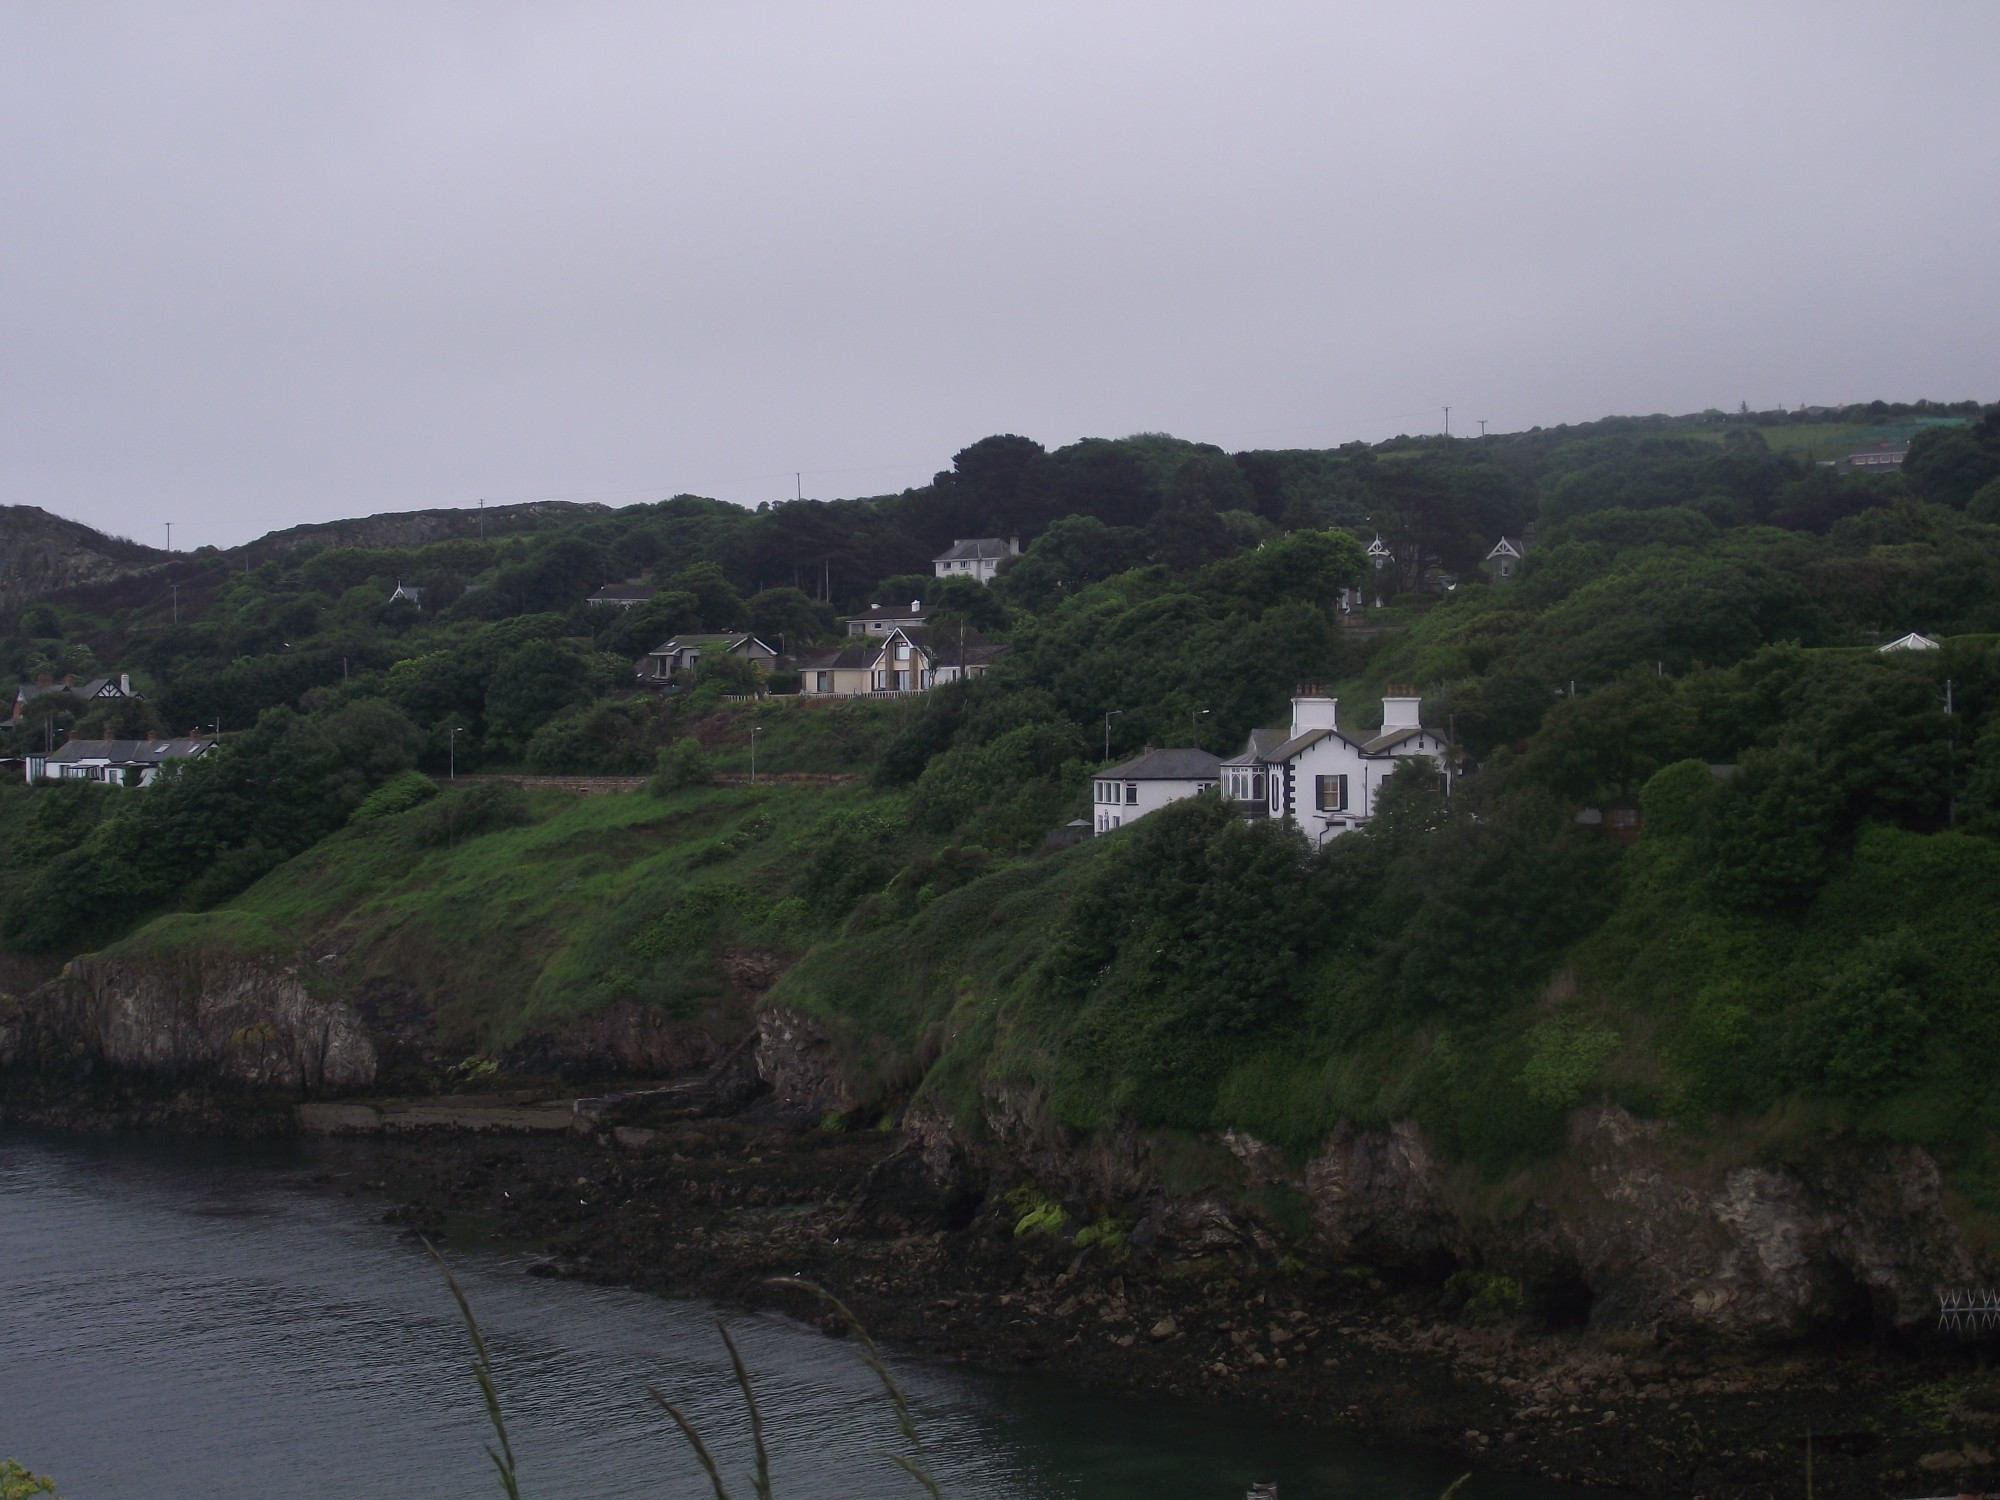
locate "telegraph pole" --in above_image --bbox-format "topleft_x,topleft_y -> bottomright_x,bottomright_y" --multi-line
1442,407 -> 1451,438
1478,419 -> 1488,438
170,583 -> 179,624
165,522 -> 173,551
1103,709 -> 1123,761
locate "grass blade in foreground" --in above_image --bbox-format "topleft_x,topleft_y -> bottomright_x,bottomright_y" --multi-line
773,1279 -> 944,1499
423,1238 -> 523,1500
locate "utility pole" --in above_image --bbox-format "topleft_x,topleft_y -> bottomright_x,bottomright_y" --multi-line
1478,419 -> 1488,438
1103,709 -> 1123,762
750,724 -> 762,785
1442,407 -> 1450,438
795,473 -> 802,502
165,521 -> 173,551
170,583 -> 179,624
1190,707 -> 1209,745
449,725 -> 461,781
478,499 -> 484,541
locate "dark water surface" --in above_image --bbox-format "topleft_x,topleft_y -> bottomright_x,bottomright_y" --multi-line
0,1131 -> 1577,1499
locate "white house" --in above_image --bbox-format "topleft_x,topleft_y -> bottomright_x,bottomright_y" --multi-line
1221,689 -> 1446,844
931,537 -> 1019,584
1483,535 -> 1528,583
388,580 -> 426,608
844,602 -> 932,637
1879,631 -> 1942,653
1091,748 -> 1221,834
27,736 -> 215,788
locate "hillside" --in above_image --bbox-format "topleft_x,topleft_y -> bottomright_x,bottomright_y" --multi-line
0,504 -> 167,611
6,397 -> 2000,1367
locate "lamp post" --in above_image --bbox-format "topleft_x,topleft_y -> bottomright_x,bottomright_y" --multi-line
1102,709 -> 1123,763
750,725 -> 762,785
449,725 -> 461,780
1189,707 -> 1209,745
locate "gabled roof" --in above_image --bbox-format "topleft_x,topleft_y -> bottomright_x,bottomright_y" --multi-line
932,538 -> 1014,562
1366,535 -> 1393,557
796,644 -> 875,671
1485,535 -> 1526,560
44,737 -> 214,765
1101,747 -> 1222,781
1221,727 -> 1290,767
1879,631 -> 1941,652
1357,724 -> 1428,754
648,633 -> 775,655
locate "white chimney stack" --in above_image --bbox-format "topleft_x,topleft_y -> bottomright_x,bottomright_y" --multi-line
1290,692 -> 1338,735
1381,695 -> 1422,733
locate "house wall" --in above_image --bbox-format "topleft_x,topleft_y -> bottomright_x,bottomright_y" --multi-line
1277,731 -> 1444,843
1089,775 -> 1217,833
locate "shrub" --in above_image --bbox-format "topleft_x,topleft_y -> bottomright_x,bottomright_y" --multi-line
649,738 -> 714,795
351,769 -> 440,820
409,781 -> 532,848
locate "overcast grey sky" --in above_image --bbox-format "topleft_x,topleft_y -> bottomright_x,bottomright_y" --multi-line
3,3 -> 1995,548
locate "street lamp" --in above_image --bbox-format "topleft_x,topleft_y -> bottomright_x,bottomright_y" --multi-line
750,725 -> 763,785
1102,709 -> 1123,762
1189,707 -> 1209,745
449,725 -> 462,780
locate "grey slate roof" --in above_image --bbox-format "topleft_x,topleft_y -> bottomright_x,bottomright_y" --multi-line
46,737 -> 213,765
932,538 -> 1014,562
1221,727 -> 1290,766
1357,725 -> 1428,754
796,644 -> 875,671
1102,748 -> 1222,781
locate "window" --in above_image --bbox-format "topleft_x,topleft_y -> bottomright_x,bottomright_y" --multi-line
1315,775 -> 1348,812
1125,782 -> 1138,804
895,643 -> 910,662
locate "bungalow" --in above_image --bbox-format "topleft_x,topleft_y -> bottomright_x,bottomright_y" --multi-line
932,537 -> 1019,584
1091,747 -> 1221,834
26,735 -> 215,788
7,672 -> 137,729
795,643 -> 876,697
587,581 -> 657,608
844,601 -> 932,636
1222,688 -> 1447,844
638,634 -> 778,684
1842,441 -> 1909,473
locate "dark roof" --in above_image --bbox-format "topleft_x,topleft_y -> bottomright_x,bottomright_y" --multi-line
1221,727 -> 1289,766
648,634 -> 775,655
843,603 -> 931,623
933,538 -> 1014,562
1101,748 -> 1222,781
796,644 -> 875,671
1270,726 -> 1334,761
1357,725 -> 1428,754
44,737 -> 214,765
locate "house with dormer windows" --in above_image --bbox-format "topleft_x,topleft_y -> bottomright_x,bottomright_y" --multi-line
1221,688 -> 1446,844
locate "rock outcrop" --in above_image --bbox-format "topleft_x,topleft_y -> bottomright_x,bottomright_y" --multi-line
43,950 -> 376,1091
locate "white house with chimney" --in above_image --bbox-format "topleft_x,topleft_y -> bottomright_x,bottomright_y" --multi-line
931,537 -> 1019,584
1091,748 -> 1221,834
1220,689 -> 1446,843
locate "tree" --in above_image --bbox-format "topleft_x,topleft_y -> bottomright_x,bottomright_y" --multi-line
746,586 -> 835,650
667,561 -> 748,631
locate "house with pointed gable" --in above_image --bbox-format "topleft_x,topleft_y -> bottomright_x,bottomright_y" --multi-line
1221,687 -> 1447,843
1483,534 -> 1528,583
7,672 -> 138,729
638,634 -> 777,685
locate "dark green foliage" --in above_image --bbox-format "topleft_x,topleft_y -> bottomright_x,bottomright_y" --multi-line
525,699 -> 660,774
352,769 -> 440,820
649,738 -> 714,795
409,781 -> 533,849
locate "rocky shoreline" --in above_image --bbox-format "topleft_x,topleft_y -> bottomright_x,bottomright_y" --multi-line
315,1101 -> 2000,1499
10,1063 -> 2000,1497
